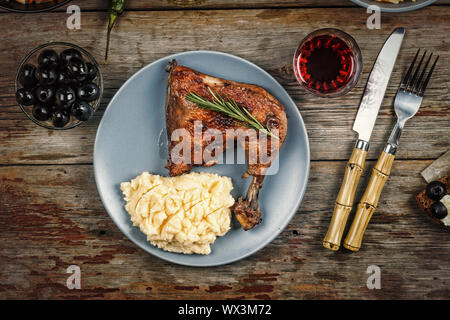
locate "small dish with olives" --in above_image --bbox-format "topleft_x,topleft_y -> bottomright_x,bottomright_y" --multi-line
15,42 -> 103,130
416,173 -> 450,230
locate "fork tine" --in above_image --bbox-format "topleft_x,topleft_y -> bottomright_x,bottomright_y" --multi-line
401,49 -> 420,88
413,52 -> 432,94
419,55 -> 439,96
408,50 -> 427,90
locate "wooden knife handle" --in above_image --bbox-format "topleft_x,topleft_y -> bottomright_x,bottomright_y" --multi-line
323,145 -> 368,251
343,151 -> 395,251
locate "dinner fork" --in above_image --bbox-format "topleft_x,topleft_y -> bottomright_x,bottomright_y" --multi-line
343,49 -> 439,251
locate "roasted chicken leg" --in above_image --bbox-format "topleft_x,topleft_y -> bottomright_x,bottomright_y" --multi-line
165,60 -> 287,230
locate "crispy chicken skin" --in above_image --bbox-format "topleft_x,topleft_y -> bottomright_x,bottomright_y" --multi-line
165,60 -> 287,230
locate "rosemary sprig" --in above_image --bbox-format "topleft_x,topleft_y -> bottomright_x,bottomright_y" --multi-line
105,0 -> 125,62
185,87 -> 278,139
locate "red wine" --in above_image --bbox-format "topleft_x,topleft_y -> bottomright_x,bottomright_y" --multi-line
294,34 -> 356,94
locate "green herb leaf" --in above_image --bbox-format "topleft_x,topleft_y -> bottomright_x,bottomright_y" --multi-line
105,0 -> 126,62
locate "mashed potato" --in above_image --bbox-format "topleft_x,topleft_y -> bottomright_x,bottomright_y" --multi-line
120,172 -> 234,255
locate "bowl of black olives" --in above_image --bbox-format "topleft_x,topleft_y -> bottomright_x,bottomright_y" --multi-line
15,42 -> 103,130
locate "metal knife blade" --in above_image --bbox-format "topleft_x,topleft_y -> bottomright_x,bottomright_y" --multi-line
353,27 -> 405,142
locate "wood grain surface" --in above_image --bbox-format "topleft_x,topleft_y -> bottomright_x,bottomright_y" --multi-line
0,0 -> 449,300
2,0 -> 448,11
1,161 -> 449,299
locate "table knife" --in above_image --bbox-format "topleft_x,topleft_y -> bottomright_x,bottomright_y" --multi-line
323,27 -> 405,251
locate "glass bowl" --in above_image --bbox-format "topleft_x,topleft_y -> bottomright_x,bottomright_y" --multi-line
293,28 -> 363,98
15,42 -> 103,130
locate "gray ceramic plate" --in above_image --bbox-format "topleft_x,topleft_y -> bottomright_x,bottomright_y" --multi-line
350,0 -> 436,12
94,51 -> 310,267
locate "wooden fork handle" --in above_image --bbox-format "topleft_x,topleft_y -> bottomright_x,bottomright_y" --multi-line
323,144 -> 368,251
343,151 -> 395,251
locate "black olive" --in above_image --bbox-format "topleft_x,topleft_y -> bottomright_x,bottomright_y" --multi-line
84,62 -> 97,82
19,64 -> 38,88
71,100 -> 94,121
426,181 -> 446,201
66,57 -> 87,82
16,88 -> 35,106
60,48 -> 83,65
38,49 -> 59,67
50,104 -> 61,114
35,86 -> 56,105
430,201 -> 448,219
76,82 -> 100,102
53,110 -> 70,128
36,65 -> 58,86
32,104 -> 52,121
57,67 -> 79,87
55,87 -> 76,108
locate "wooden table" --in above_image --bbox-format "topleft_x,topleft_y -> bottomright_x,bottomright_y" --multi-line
1,0 -> 449,300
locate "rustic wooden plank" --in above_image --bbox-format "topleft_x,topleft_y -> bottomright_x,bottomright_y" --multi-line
0,160 -> 448,299
0,0 -> 354,12
0,8 -> 448,164
3,0 -> 447,11
76,0 -> 354,10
